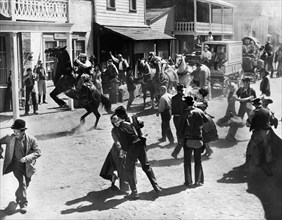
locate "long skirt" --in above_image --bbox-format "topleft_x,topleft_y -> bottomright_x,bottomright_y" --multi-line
100,143 -> 130,191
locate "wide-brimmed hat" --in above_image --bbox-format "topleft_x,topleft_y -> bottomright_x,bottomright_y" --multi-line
260,69 -> 269,76
176,83 -> 185,91
11,119 -> 27,131
242,76 -> 251,82
252,98 -> 262,106
183,96 -> 195,106
262,97 -> 273,105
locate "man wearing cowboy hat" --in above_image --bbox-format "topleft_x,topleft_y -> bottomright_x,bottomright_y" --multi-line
109,52 -> 129,85
226,76 -> 256,142
179,95 -> 208,187
171,83 -> 187,158
74,53 -> 92,76
245,98 -> 273,175
260,68 -> 271,96
0,119 -> 41,213
34,60 -> 48,104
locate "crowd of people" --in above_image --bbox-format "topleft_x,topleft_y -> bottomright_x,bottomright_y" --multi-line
1,41 -> 281,213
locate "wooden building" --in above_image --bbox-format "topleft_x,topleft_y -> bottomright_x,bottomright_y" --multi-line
93,0 -> 174,71
0,0 -> 94,114
146,0 -> 235,55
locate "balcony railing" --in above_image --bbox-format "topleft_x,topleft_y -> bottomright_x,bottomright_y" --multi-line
0,0 -> 68,23
175,22 -> 233,34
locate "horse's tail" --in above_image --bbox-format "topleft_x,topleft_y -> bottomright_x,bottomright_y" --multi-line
101,94 -> 112,113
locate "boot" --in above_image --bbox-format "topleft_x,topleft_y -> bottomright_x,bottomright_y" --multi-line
145,170 -> 162,193
184,165 -> 193,187
38,95 -> 41,104
43,95 -> 48,104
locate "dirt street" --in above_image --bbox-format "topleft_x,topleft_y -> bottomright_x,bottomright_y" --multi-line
0,78 -> 281,220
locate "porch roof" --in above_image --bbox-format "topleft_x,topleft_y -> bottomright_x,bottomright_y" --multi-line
198,0 -> 235,8
103,25 -> 174,41
0,20 -> 73,33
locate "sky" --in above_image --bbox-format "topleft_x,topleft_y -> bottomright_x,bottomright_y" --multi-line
227,0 -> 282,17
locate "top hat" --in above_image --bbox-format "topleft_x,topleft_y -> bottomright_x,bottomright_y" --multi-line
252,98 -> 262,106
11,119 -> 27,130
176,83 -> 184,91
183,96 -> 195,106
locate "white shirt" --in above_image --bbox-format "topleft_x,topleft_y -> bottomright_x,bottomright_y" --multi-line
201,50 -> 212,60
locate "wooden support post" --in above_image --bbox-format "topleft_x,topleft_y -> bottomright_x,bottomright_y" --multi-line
11,32 -> 20,120
66,32 -> 74,110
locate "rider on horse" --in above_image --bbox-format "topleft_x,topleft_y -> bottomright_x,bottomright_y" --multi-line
74,53 -> 97,103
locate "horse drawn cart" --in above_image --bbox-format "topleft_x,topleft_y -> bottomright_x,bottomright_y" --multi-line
202,41 -> 243,93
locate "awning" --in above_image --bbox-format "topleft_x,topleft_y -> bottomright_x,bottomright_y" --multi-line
103,25 -> 174,41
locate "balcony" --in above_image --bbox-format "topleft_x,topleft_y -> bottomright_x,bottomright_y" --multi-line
175,22 -> 233,35
0,0 -> 68,23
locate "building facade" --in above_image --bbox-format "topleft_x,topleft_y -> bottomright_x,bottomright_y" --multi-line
93,0 -> 174,72
146,0 -> 235,56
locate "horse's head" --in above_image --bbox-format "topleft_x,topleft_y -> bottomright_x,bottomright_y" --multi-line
175,54 -> 186,69
45,46 -> 72,81
45,46 -> 68,60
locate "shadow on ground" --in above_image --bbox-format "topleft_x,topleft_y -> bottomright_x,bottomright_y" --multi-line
61,187 -> 127,214
0,201 -> 21,218
218,160 -> 282,220
247,160 -> 282,220
210,138 -> 248,149
61,184 -> 188,215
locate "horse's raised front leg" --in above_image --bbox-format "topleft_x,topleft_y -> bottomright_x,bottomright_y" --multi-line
50,87 -> 67,107
80,110 -> 91,126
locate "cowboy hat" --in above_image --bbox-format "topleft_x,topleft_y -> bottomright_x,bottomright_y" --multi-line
176,83 -> 185,91
183,96 -> 195,106
252,98 -> 262,106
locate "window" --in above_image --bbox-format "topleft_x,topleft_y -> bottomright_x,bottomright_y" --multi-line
45,41 -> 57,80
129,0 -> 137,12
74,40 -> 85,58
59,41 -> 66,47
0,36 -> 8,85
107,0 -> 115,10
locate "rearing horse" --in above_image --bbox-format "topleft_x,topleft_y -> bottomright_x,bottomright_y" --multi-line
45,46 -> 111,128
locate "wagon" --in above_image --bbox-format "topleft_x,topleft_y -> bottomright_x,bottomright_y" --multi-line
202,40 -> 243,93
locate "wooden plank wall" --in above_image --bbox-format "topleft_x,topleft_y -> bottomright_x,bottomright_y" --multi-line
95,0 -> 145,26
